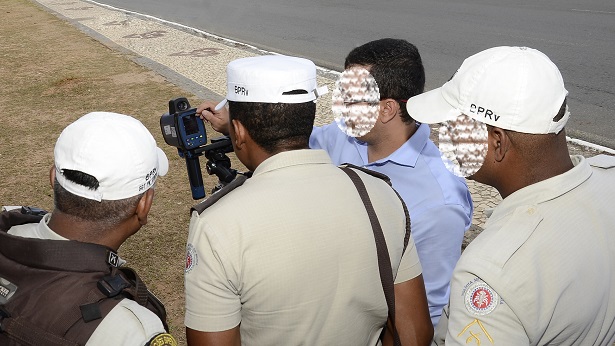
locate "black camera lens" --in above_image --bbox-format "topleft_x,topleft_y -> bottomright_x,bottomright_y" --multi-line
177,101 -> 189,111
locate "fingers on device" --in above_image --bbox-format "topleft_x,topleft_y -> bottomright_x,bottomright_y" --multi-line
160,98 -> 207,151
160,97 -> 237,200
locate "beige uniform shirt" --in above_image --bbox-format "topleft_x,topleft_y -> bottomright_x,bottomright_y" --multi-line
8,214 -> 169,345
185,149 -> 422,345
434,155 -> 615,345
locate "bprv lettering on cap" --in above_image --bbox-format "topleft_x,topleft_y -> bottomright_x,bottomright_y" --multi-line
54,112 -> 169,202
470,104 -> 500,122
406,46 -> 569,134
234,86 -> 249,96
214,55 -> 328,110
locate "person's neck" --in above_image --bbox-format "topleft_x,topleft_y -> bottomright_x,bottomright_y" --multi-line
497,147 -> 573,199
367,121 -> 418,163
47,210 -> 126,250
246,144 -> 309,171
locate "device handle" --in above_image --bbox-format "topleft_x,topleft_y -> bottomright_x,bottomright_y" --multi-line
185,153 -> 205,200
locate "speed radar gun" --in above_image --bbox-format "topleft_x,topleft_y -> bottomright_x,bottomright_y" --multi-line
160,97 -> 238,200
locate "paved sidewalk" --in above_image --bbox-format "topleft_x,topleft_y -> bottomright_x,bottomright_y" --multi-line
34,0 -> 612,242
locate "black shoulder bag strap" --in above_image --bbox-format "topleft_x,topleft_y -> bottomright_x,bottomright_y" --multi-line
340,166 -> 404,346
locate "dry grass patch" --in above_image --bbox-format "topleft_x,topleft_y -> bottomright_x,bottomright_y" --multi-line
0,1 -> 246,344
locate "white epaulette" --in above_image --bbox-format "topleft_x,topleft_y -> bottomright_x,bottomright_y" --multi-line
587,154 -> 615,169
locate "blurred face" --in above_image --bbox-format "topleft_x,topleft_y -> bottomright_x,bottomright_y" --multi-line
332,66 -> 381,138
438,114 -> 489,178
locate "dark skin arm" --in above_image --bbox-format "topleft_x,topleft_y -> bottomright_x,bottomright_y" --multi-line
381,274 -> 434,346
196,101 -> 230,135
186,325 -> 241,346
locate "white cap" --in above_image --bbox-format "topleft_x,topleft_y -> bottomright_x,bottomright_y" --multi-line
406,46 -> 569,134
215,55 -> 328,110
54,112 -> 169,202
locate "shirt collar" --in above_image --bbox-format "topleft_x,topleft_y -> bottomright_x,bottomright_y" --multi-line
487,155 -> 591,225
353,123 -> 429,167
252,149 -> 333,176
38,213 -> 69,241
39,213 -> 126,266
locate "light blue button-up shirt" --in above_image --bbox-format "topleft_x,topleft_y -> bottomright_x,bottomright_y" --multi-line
310,122 -> 473,326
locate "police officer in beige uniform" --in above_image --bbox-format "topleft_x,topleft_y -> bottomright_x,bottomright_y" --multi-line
198,39 -> 474,328
3,112 -> 177,346
406,46 -> 615,345
184,55 -> 433,345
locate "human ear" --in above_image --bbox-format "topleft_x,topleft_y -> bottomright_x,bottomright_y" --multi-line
380,99 -> 400,123
231,119 -> 247,150
49,166 -> 56,187
136,189 -> 155,226
490,127 -> 511,162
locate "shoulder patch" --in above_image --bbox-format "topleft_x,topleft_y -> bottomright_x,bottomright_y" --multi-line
191,174 -> 248,215
464,279 -> 500,316
587,154 -> 615,169
146,333 -> 177,346
185,243 -> 198,273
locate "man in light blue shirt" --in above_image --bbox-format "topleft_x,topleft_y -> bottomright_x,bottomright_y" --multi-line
197,39 -> 473,326
311,39 -> 472,326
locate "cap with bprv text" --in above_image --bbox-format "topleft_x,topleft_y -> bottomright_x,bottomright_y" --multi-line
406,46 -> 569,134
215,55 -> 328,110
54,112 -> 169,201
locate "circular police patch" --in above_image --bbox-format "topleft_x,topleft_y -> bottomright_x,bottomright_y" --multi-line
185,243 -> 198,273
147,333 -> 177,346
464,280 -> 499,316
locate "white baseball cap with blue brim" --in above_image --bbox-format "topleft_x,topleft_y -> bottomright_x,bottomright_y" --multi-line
406,46 -> 569,134
215,55 -> 328,111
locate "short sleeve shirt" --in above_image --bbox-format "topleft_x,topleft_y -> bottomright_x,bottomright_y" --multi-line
185,149 -> 422,345
435,155 -> 615,345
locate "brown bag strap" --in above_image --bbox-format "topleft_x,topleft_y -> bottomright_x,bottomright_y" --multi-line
340,166 -> 402,346
1,316 -> 80,346
117,267 -> 169,332
0,286 -> 116,346
338,164 -> 411,254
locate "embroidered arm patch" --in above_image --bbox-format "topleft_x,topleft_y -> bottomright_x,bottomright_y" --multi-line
464,279 -> 500,316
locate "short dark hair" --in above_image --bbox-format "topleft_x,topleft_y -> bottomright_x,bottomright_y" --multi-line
344,38 -> 425,123
228,99 -> 316,153
54,169 -> 142,225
